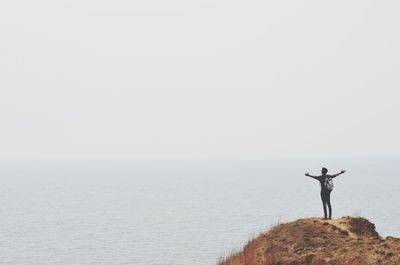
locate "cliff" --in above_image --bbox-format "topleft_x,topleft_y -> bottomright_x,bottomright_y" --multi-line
218,217 -> 400,265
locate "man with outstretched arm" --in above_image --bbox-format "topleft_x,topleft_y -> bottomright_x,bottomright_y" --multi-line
305,167 -> 346,219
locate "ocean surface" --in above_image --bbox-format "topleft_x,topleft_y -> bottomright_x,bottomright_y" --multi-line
1,159 -> 399,265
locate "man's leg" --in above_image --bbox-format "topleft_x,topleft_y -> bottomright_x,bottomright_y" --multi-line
321,194 -> 327,219
326,192 -> 332,219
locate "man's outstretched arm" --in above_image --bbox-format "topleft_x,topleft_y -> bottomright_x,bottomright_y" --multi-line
331,170 -> 346,178
305,173 -> 319,180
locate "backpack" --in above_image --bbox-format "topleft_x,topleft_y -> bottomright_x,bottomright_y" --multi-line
325,177 -> 334,191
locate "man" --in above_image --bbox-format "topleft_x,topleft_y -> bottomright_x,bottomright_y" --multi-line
305,167 -> 346,219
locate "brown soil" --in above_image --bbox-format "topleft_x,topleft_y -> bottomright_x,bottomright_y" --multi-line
218,217 -> 400,265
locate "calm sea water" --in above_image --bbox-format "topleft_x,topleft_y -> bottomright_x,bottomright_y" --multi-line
1,159 -> 399,265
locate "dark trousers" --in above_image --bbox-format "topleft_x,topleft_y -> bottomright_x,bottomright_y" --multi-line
320,191 -> 332,219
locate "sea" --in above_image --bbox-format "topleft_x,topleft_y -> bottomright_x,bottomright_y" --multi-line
1,158 -> 399,265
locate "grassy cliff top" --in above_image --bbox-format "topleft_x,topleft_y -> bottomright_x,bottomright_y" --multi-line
219,217 -> 400,265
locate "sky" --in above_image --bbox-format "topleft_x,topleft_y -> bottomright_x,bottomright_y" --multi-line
0,1 -> 399,160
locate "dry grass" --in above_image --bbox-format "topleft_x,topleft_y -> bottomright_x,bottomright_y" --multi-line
218,217 -> 400,265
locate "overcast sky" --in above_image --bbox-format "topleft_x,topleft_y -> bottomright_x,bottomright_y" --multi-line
0,1 -> 399,160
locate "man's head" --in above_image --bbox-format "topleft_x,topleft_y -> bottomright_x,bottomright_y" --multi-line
321,167 -> 328,175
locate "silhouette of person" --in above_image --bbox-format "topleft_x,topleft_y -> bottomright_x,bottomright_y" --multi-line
305,168 -> 345,219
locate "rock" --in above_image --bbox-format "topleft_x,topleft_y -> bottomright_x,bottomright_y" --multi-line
218,217 -> 400,265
